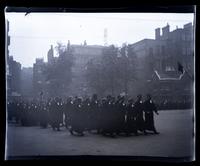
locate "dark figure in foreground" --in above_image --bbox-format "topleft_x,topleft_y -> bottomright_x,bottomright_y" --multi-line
49,97 -> 63,131
134,95 -> 147,135
69,97 -> 85,136
143,94 -> 159,134
39,102 -> 48,128
125,99 -> 138,136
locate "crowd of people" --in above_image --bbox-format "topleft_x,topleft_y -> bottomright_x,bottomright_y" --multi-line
157,100 -> 192,110
7,94 -> 159,137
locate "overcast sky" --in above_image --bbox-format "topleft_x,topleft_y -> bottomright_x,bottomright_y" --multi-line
5,13 -> 194,68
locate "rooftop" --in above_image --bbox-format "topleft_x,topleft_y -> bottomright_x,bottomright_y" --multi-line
71,44 -> 106,49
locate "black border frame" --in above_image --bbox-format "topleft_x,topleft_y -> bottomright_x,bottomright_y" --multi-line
0,3 -> 198,163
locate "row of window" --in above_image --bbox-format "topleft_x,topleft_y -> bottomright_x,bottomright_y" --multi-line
150,45 -> 193,57
181,34 -> 193,41
182,47 -> 193,55
149,45 -> 166,56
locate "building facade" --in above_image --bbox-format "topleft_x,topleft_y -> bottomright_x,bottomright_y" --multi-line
129,22 -> 194,103
20,67 -> 33,99
68,43 -> 106,96
33,58 -> 46,98
32,43 -> 106,98
7,56 -> 22,99
6,20 -> 11,97
6,20 -> 23,100
32,22 -> 194,102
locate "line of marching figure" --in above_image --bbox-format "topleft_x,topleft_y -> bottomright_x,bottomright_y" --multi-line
7,94 -> 160,137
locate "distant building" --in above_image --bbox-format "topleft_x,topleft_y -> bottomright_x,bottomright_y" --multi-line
6,20 -> 11,97
71,44 -> 105,70
43,43 -> 106,97
68,43 -> 106,96
33,58 -> 46,98
47,45 -> 54,64
21,67 -> 33,99
7,56 -> 22,98
40,22 -> 194,101
6,20 -> 22,100
129,22 -> 194,103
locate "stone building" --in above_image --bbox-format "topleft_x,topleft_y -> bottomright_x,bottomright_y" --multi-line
33,43 -> 106,98
33,58 -> 46,98
6,20 -> 11,97
7,56 -> 22,99
20,67 -> 33,99
129,22 -> 194,103
68,43 -> 106,96
6,20 -> 22,100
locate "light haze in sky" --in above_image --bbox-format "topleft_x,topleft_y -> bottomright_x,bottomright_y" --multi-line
5,13 -> 194,67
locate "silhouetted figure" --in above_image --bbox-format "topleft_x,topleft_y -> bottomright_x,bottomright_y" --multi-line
82,98 -> 91,131
21,102 -> 28,126
125,99 -> 138,136
64,97 -> 73,129
101,95 -> 116,137
39,102 -> 48,128
89,94 -> 100,133
134,95 -> 147,135
143,94 -> 159,134
69,97 -> 84,136
49,98 -> 61,131
115,96 -> 126,136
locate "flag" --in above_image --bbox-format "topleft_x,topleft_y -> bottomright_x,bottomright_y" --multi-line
177,62 -> 184,74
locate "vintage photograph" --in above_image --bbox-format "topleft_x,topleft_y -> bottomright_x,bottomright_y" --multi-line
5,10 -> 195,160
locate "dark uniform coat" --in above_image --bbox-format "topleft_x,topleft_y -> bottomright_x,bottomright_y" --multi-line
143,99 -> 158,131
134,100 -> 145,131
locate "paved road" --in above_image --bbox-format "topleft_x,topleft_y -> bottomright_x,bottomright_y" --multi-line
5,109 -> 195,159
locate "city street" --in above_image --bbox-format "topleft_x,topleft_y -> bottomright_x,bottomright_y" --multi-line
6,109 -> 194,159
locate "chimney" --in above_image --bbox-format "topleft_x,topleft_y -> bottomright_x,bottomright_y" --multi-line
50,45 -> 54,57
47,45 -> 54,64
67,40 -> 70,50
155,28 -> 160,40
84,40 -> 87,46
162,23 -> 170,38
